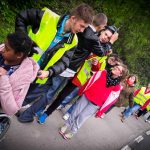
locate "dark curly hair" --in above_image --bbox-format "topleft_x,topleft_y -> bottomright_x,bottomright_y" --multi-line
7,31 -> 37,57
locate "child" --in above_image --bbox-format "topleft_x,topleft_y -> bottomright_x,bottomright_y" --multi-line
61,54 -> 122,120
59,64 -> 128,139
0,32 -> 39,115
121,83 -> 150,122
101,74 -> 138,119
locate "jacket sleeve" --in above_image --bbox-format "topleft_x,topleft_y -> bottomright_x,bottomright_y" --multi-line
15,8 -> 44,33
47,46 -> 76,76
0,75 -> 30,115
0,58 -> 38,116
90,39 -> 112,57
129,92 -> 134,107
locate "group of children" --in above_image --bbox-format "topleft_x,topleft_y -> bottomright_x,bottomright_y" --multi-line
0,3 -> 149,141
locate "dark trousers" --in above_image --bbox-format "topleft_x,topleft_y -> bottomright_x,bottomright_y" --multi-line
137,109 -> 147,117
45,79 -> 77,116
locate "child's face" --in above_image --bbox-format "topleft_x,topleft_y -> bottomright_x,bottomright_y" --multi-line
128,76 -> 136,84
99,30 -> 113,43
108,57 -> 117,65
2,40 -> 18,62
111,65 -> 123,77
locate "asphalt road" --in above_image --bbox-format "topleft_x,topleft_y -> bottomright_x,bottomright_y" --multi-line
0,107 -> 150,150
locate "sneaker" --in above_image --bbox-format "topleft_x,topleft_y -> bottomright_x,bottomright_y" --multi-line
57,105 -> 64,110
63,132 -> 74,140
100,114 -> 104,119
134,114 -> 139,120
18,111 -> 34,123
121,116 -> 125,123
59,125 -> 68,135
37,113 -> 48,124
145,120 -> 150,123
63,113 -> 70,120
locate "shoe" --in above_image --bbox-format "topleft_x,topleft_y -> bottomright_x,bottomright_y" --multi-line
63,132 -> 74,140
145,120 -> 150,123
0,114 -> 11,140
37,113 -> 48,124
121,116 -> 125,123
59,125 -> 68,135
135,114 -> 139,120
18,111 -> 34,123
63,113 -> 70,120
100,114 -> 104,119
35,109 -> 43,117
57,105 -> 64,110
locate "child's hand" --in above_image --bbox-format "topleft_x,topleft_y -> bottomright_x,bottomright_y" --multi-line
37,70 -> 49,79
0,67 -> 7,75
109,32 -> 119,44
92,58 -> 99,65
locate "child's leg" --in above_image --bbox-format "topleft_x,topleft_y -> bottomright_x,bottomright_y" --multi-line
69,98 -> 99,134
123,104 -> 140,119
65,94 -> 89,131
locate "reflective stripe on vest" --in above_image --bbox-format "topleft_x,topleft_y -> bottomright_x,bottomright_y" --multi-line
28,8 -> 78,84
77,55 -> 107,85
134,87 -> 150,110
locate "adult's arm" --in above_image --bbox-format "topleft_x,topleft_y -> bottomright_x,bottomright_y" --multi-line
15,8 -> 44,33
47,46 -> 76,76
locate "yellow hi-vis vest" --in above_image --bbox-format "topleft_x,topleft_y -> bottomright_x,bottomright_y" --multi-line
77,55 -> 107,85
134,87 -> 150,110
28,8 -> 78,84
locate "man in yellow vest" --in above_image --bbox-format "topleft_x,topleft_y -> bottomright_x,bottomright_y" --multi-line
121,83 -> 150,122
15,4 -> 94,122
36,25 -> 119,124
17,9 -> 118,123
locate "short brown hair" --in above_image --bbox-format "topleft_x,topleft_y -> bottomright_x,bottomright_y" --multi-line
70,3 -> 94,24
109,53 -> 123,64
93,13 -> 107,26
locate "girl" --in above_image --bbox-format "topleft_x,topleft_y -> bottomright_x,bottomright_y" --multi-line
59,64 -> 128,139
121,83 -> 150,122
0,32 -> 39,115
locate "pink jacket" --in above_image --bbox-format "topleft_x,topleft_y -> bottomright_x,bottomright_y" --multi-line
0,57 -> 39,115
79,70 -> 121,106
96,88 -> 122,117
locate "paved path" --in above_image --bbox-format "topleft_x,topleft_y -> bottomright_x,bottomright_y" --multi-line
0,107 -> 150,150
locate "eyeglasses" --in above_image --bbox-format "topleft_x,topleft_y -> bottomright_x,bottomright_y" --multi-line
114,66 -> 122,74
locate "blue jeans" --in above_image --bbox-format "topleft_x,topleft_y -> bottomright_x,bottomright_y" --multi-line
19,76 -> 68,121
123,103 -> 140,119
22,78 -> 53,106
67,100 -> 77,114
61,87 -> 79,107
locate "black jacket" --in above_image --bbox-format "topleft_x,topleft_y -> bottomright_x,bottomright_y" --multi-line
15,8 -> 76,76
69,26 -> 112,71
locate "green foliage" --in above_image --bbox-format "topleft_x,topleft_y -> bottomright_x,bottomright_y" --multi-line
0,0 -> 149,85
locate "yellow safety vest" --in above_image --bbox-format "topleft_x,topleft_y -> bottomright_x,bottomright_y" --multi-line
134,87 -> 150,110
77,55 -> 107,85
28,8 -> 78,84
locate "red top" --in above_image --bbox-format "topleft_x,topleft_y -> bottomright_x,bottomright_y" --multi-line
84,70 -> 121,106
